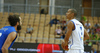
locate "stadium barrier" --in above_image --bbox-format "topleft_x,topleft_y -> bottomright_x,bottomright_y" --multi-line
9,42 -> 92,53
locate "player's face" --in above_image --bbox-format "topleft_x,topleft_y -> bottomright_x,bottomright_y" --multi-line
19,17 -> 22,25
17,17 -> 22,31
66,9 -> 73,19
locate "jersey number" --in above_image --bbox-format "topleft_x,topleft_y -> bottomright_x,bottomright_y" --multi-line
80,27 -> 83,35
0,33 -> 2,37
79,26 -> 83,40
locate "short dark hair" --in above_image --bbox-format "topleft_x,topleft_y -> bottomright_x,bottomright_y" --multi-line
8,15 -> 20,26
70,9 -> 77,17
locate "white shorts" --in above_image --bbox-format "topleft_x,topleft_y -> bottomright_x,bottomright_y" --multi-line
66,49 -> 84,53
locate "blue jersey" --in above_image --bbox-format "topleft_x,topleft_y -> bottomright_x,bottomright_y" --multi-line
0,26 -> 17,53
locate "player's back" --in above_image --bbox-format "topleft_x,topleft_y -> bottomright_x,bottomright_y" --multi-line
0,26 -> 17,53
68,19 -> 84,50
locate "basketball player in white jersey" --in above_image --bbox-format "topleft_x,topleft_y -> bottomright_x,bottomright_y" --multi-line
62,9 -> 89,53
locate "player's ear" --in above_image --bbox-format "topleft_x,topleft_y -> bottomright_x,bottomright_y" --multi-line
72,13 -> 74,16
16,22 -> 19,25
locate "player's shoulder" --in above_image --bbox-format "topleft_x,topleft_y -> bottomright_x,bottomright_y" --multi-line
3,26 -> 14,30
5,26 -> 16,33
10,32 -> 17,35
67,21 -> 74,27
3,26 -> 12,29
68,21 -> 73,24
70,19 -> 79,22
70,19 -> 82,24
68,19 -> 76,25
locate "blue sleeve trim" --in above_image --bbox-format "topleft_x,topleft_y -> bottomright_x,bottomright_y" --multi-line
71,21 -> 76,31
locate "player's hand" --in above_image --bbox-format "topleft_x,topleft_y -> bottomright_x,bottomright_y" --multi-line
61,40 -> 68,50
62,40 -> 68,46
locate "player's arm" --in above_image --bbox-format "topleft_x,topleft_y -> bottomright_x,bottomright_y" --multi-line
64,21 -> 74,45
1,32 -> 17,53
84,29 -> 89,41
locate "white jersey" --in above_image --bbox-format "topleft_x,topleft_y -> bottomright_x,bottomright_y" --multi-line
68,19 -> 84,50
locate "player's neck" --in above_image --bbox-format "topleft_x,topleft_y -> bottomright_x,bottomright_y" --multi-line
14,26 -> 17,31
69,17 -> 75,20
71,16 -> 75,19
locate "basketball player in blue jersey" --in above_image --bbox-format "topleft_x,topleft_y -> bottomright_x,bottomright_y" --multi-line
61,9 -> 89,53
0,15 -> 22,53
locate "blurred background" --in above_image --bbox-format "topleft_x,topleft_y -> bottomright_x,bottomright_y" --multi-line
0,0 -> 100,53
